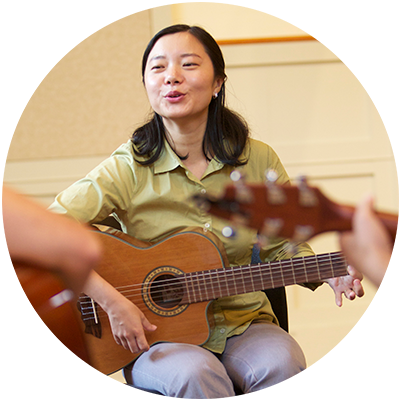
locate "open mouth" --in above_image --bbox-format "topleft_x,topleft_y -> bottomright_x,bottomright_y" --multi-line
165,91 -> 185,100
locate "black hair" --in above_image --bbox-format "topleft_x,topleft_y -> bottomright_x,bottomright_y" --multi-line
131,24 -> 249,166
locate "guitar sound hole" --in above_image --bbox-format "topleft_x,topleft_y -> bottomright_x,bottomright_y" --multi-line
150,274 -> 183,309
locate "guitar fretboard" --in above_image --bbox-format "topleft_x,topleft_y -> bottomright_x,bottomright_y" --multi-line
181,252 -> 347,304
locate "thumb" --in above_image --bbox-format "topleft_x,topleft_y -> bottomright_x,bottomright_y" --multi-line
142,317 -> 157,332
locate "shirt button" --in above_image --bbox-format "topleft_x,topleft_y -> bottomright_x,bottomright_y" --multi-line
200,188 -> 207,194
220,328 -> 226,334
205,223 -> 210,228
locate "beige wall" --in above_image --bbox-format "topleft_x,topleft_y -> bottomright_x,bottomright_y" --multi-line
7,11 -> 152,161
3,2 -> 398,386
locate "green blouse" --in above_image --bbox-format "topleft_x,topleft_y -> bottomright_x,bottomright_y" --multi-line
49,137 -> 315,353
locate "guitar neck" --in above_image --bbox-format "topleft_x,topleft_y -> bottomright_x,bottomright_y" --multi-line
326,203 -> 398,243
182,251 -> 347,304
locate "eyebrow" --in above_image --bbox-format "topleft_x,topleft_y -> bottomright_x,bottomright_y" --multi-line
149,53 -> 202,62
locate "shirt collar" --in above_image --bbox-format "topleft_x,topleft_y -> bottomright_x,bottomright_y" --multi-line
154,138 -> 225,176
154,139 -> 182,174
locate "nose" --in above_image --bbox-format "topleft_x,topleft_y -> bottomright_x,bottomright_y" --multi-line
164,65 -> 182,85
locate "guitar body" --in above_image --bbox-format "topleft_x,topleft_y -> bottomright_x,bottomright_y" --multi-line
2,262 -> 94,399
79,228 -> 229,375
77,226 -> 349,375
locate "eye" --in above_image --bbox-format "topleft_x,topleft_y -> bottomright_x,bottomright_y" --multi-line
183,62 -> 198,68
151,65 -> 165,71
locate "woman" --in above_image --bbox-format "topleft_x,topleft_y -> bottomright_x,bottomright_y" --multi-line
50,24 -> 363,398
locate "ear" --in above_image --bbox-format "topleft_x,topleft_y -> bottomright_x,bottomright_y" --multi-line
213,76 -> 224,96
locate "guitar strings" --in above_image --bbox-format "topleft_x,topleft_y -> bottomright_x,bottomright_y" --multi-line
79,252 -> 345,301
78,252 -> 345,309
79,264 -> 342,321
78,253 -> 347,321
79,258 -> 346,322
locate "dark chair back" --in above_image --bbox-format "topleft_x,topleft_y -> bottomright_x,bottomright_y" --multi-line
251,245 -> 288,332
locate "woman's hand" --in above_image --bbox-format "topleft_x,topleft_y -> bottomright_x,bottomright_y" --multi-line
106,295 -> 157,353
83,271 -> 157,353
326,265 -> 365,307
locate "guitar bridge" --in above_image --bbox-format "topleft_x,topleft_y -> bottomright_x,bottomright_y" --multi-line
77,295 -> 102,338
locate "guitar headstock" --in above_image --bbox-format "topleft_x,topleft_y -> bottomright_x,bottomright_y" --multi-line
193,169 -> 398,245
193,170 -> 355,242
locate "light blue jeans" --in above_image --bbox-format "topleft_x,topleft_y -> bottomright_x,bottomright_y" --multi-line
123,322 -> 306,398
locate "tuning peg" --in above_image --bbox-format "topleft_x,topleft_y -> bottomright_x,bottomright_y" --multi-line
296,175 -> 318,207
265,169 -> 278,183
292,225 -> 314,242
285,241 -> 298,257
222,226 -> 236,238
230,170 -> 243,182
296,174 -> 308,185
261,218 -> 284,238
264,169 -> 286,205
230,170 -> 253,204
257,234 -> 270,248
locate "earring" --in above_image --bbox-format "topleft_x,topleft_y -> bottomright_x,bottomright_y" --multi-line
213,92 -> 219,99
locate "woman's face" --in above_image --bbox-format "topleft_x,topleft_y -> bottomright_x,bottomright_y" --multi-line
144,32 -> 223,127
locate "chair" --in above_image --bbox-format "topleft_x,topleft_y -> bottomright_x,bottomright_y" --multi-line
94,216 -> 289,400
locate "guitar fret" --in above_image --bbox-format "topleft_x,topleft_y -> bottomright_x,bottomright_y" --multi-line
196,271 -> 203,301
194,272 -> 201,301
290,258 -> 296,284
242,266 -> 248,294
249,264 -> 256,292
225,267 -> 238,295
230,266 -> 239,295
221,268 -> 229,297
189,272 -> 197,303
242,266 -> 249,293
296,258 -> 306,283
328,254 -> 335,278
316,256 -> 322,281
184,274 -> 192,304
215,268 -> 223,298
260,263 -> 272,290
258,263 -> 264,290
250,264 -> 261,292
202,271 -> 209,300
196,272 -> 202,300
279,260 -> 285,287
206,269 -> 215,300
245,265 -> 254,292
224,269 -> 231,297
240,266 -> 247,293
303,256 -> 309,283
230,266 -> 242,295
269,262 -> 275,288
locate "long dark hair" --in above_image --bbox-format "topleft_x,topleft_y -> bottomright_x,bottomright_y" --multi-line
132,24 -> 249,166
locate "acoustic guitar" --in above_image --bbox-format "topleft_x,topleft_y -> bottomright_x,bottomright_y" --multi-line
77,226 -> 349,375
2,262 -> 94,399
193,174 -> 398,243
